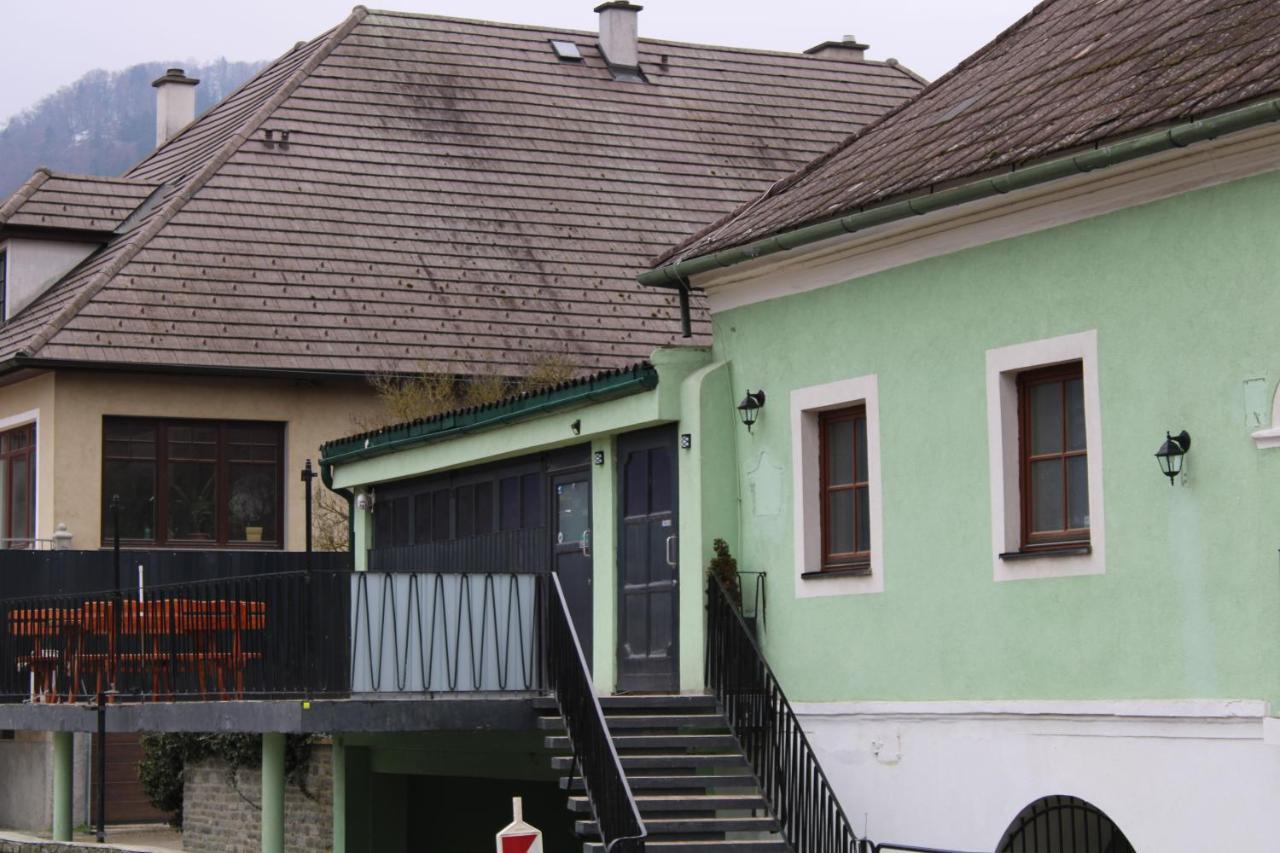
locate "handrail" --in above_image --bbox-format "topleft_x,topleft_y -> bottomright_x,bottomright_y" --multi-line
706,573 -> 864,853
545,573 -> 646,852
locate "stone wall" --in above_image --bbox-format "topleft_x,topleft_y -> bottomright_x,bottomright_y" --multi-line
0,832 -> 151,852
181,749 -> 331,853
0,733 -> 91,832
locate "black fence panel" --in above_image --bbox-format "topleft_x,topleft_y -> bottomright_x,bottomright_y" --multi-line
368,528 -> 549,574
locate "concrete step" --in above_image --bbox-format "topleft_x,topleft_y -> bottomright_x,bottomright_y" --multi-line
568,794 -> 768,814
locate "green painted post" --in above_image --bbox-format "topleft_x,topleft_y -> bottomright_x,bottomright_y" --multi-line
331,736 -> 346,853
261,733 -> 285,853
51,731 -> 73,842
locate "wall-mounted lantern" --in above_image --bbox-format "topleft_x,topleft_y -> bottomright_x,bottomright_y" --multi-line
680,433 -> 693,450
571,419 -> 582,435
1155,430 -> 1191,484
737,390 -> 766,432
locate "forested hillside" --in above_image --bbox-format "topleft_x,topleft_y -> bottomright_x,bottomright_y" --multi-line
0,59 -> 264,197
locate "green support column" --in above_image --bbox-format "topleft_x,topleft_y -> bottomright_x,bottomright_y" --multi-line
261,733 -> 285,853
331,736 -> 346,853
52,731 -> 73,842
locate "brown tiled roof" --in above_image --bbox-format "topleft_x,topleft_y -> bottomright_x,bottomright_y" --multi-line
657,0 -> 1280,267
0,7 -> 921,376
0,171 -> 160,234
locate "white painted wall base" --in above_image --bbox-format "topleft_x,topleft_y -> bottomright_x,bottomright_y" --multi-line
795,699 -> 1275,852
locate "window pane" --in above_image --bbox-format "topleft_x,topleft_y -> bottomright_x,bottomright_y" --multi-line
855,485 -> 870,552
227,425 -> 280,463
432,490 -> 450,541
475,481 -> 494,535
1031,459 -> 1064,533
103,460 -> 155,541
168,460 -> 216,541
826,419 -> 854,485
9,456 -> 29,543
827,489 -> 854,555
1066,378 -> 1086,451
1029,382 -> 1063,455
556,480 -> 590,545
227,463 -> 278,543
414,493 -> 433,543
1067,455 -> 1090,530
168,425 -> 217,461
624,452 -> 648,516
650,448 -> 673,513
105,421 -> 156,460
854,417 -> 868,484
499,477 -> 520,531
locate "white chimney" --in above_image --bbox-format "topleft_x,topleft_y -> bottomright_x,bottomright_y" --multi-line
151,68 -> 200,147
804,35 -> 870,61
596,1 -> 642,71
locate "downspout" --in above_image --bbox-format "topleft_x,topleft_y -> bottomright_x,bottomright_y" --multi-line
319,459 -> 356,554
640,97 -> 1280,288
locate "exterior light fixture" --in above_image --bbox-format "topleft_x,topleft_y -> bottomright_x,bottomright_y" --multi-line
571,419 -> 582,435
680,433 -> 692,450
1155,430 -> 1191,484
737,390 -> 766,432
593,451 -> 605,466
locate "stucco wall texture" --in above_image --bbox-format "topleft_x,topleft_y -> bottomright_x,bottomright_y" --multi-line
182,752 -> 332,853
710,167 -> 1280,706
0,370 -> 377,549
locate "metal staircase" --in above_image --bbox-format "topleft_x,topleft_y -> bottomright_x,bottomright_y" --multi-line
538,693 -> 789,851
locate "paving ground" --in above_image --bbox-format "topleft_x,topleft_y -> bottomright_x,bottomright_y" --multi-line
11,823 -> 183,851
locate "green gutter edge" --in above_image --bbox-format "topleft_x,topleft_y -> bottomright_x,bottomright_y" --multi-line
640,96 -> 1280,288
319,362 -> 659,468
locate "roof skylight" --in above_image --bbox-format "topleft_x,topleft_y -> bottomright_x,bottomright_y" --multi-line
550,40 -> 583,62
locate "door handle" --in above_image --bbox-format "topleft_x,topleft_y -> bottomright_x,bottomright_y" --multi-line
581,528 -> 592,558
665,535 -> 678,568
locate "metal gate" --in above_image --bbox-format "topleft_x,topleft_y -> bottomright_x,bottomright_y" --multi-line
996,795 -> 1135,853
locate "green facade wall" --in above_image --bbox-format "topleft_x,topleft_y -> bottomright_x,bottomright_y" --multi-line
708,167 -> 1280,705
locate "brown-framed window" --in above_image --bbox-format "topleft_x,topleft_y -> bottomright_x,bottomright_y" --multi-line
1018,362 -> 1089,548
0,424 -> 35,548
819,406 -> 871,571
102,418 -> 284,548
0,249 -> 8,324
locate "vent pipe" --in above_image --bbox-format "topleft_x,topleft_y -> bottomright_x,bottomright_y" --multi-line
151,68 -> 200,147
596,1 -> 643,72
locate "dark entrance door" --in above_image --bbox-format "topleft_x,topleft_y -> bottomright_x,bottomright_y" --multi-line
616,426 -> 679,692
552,469 -> 593,667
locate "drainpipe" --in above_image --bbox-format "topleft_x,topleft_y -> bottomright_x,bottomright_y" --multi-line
639,96 -> 1280,288
319,459 -> 355,554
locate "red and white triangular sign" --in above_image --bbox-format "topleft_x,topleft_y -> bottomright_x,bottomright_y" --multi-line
496,797 -> 543,853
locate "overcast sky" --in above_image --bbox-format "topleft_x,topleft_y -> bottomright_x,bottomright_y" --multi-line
1,0 -> 1038,122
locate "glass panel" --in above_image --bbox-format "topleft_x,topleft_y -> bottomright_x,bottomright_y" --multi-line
556,480 -> 590,545
9,456 -> 29,544
227,425 -> 279,462
1067,455 -> 1090,530
227,462 -> 278,543
854,416 -> 868,484
1066,378 -> 1086,451
168,460 -> 216,541
826,419 -> 855,485
499,477 -> 520,531
649,447 -> 673,513
826,489 -> 854,555
475,481 -> 494,535
414,493 -> 433,543
520,473 -> 542,528
432,490 -> 450,541
103,460 -> 155,541
624,452 -> 648,517
1031,459 -> 1064,533
855,485 -> 870,553
455,485 -> 475,538
0,458 -> 8,544
105,421 -> 156,460
168,424 -> 217,462
1029,381 -> 1063,455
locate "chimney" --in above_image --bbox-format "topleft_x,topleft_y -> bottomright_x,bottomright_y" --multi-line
596,1 -> 643,72
151,68 -> 200,146
804,35 -> 869,61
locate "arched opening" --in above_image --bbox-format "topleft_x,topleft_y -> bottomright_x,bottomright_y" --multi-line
996,795 -> 1136,853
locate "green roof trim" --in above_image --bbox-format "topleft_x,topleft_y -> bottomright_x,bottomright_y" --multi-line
319,361 -> 658,467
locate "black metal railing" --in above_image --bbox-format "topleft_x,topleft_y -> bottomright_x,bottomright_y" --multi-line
706,573 -> 864,853
545,573 -> 645,852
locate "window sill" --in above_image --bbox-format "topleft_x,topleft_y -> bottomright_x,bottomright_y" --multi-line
802,566 -> 872,580
999,544 -> 1092,561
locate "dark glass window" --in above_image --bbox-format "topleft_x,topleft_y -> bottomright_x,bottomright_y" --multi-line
819,407 -> 870,570
0,424 -> 36,548
520,473 -> 542,528
432,491 -> 450,541
101,418 -> 283,547
414,493 -> 433,543
1018,362 -> 1089,548
499,477 -> 520,531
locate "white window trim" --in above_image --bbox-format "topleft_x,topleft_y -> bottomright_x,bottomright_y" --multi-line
0,408 -> 40,542
791,375 -> 884,598
986,330 -> 1105,582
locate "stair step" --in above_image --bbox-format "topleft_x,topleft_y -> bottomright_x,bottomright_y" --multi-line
576,815 -> 779,835
583,835 -> 788,845
603,714 -> 728,730
568,794 -> 767,814
561,773 -> 756,791
597,694 -> 718,710
552,753 -> 750,771
536,716 -> 566,731
547,733 -> 739,751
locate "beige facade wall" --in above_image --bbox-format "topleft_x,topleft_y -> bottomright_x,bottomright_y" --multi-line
0,369 -> 377,550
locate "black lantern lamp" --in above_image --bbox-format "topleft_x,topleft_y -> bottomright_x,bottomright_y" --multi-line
1155,430 -> 1191,484
737,390 -> 766,432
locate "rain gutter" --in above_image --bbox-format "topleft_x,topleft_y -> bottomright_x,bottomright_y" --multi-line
640,97 -> 1280,291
